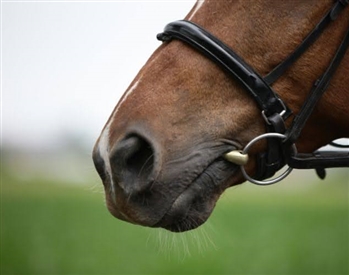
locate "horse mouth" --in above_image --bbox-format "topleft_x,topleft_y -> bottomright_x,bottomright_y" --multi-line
95,137 -> 240,232
155,158 -> 238,232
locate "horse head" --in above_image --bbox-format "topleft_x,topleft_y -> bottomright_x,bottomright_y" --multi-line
93,0 -> 349,232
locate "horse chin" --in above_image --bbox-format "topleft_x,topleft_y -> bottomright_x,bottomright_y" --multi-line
155,159 -> 238,232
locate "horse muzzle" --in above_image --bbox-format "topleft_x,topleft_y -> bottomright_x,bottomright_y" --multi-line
93,128 -> 240,232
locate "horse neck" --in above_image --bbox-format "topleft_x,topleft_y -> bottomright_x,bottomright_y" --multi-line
187,0 -> 349,152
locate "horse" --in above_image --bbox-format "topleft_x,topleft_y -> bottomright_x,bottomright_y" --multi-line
93,0 -> 349,232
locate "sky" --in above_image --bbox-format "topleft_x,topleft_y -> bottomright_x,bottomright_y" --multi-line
1,0 -> 196,151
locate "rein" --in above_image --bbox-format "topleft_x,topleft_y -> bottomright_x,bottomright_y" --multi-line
157,0 -> 349,185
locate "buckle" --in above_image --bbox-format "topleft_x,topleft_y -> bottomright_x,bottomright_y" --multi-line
261,99 -> 287,125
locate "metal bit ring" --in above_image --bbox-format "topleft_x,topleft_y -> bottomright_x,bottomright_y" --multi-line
241,133 -> 297,185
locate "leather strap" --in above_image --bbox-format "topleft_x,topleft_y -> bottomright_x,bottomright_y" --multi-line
287,151 -> 349,169
156,0 -> 349,182
284,25 -> 349,146
255,113 -> 286,179
157,20 -> 292,119
264,0 -> 349,85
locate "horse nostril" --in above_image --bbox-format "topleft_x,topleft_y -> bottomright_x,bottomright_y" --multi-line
125,137 -> 154,177
110,134 -> 155,194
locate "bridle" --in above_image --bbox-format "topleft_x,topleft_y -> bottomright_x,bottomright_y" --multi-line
157,0 -> 349,185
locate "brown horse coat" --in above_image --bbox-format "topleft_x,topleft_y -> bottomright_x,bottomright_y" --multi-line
93,0 -> 349,232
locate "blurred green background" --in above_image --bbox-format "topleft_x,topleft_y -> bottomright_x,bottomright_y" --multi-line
1,148 -> 348,275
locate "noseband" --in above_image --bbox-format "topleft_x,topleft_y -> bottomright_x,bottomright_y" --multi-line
157,0 -> 349,185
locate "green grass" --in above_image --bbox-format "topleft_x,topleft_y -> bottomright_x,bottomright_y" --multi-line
1,169 -> 348,275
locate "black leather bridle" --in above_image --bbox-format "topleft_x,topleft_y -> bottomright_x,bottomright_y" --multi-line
157,0 -> 349,185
